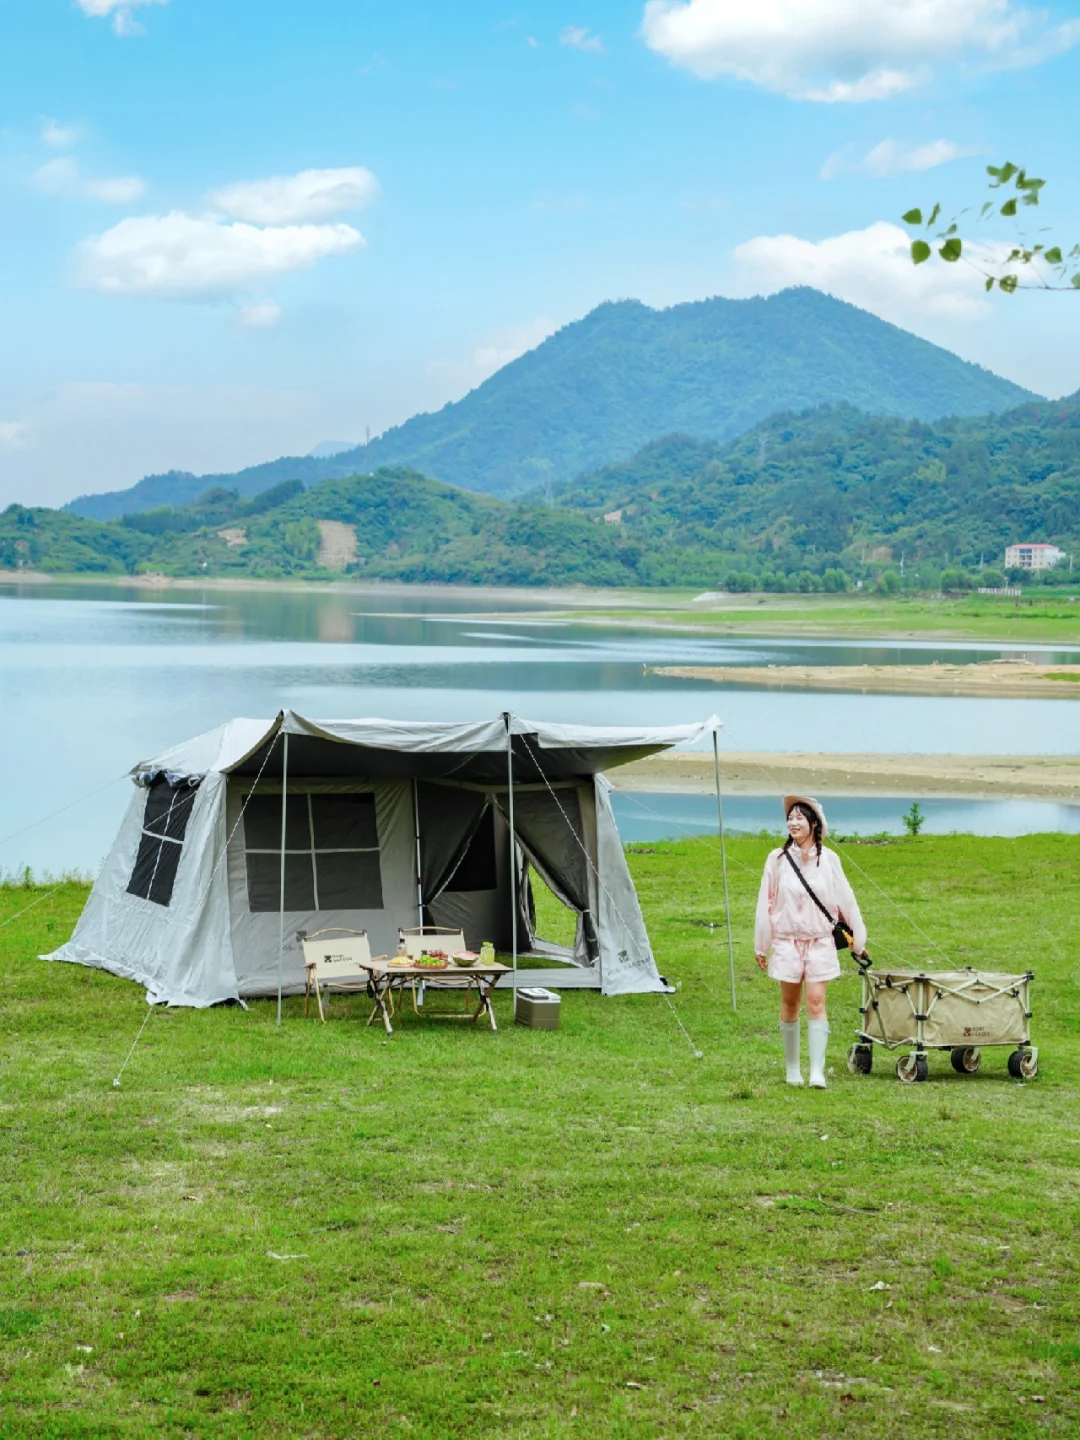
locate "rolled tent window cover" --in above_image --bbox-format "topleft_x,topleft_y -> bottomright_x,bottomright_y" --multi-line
127,778 -> 201,907
242,791 -> 384,912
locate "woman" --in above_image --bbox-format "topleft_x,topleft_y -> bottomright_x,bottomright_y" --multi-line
754,796 -> 867,1089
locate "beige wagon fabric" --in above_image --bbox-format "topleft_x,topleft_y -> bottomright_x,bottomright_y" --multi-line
862,969 -> 1030,1048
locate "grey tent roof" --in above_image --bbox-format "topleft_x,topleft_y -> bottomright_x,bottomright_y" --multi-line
136,710 -> 721,786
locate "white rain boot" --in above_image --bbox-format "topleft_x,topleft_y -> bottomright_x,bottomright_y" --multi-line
808,1019 -> 830,1089
779,1020 -> 803,1086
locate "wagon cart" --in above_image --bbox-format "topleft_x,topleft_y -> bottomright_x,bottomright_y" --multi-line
846,960 -> 1037,1083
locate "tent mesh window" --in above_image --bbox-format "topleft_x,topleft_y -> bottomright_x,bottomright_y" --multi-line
127,779 -> 200,907
243,792 -> 383,912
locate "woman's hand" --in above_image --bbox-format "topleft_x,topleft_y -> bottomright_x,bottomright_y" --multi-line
754,952 -> 768,972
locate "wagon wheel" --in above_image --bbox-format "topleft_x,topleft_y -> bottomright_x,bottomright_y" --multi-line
848,1044 -> 872,1075
950,1046 -> 981,1074
896,1054 -> 924,1083
1008,1050 -> 1039,1079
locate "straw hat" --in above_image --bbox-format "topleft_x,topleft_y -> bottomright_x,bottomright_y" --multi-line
783,794 -> 828,838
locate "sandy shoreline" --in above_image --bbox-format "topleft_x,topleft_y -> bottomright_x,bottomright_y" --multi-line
612,752 -> 1080,801
651,660 -> 1080,698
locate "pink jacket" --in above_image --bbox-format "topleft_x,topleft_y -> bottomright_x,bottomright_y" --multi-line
754,845 -> 867,956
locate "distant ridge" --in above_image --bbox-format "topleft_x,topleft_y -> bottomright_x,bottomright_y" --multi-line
65,287 -> 1038,520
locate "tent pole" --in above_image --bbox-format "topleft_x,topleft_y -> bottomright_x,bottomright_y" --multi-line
412,778 -> 423,926
276,730 -> 290,1028
713,729 -> 737,1013
507,720 -> 518,997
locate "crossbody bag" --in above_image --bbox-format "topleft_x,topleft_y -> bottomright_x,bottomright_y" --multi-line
781,846 -> 853,952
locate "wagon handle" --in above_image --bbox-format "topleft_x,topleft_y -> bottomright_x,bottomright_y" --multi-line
852,949 -> 873,974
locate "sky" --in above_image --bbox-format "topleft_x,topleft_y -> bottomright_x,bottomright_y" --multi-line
2,0 -> 1080,507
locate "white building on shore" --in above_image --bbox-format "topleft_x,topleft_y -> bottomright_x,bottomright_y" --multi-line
1005,542 -> 1065,571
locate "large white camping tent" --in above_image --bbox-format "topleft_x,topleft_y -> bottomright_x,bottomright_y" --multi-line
46,710 -> 719,1008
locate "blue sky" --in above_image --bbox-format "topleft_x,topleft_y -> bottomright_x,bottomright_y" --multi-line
2,0 -> 1079,506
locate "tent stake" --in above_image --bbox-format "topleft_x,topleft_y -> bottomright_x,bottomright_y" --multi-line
507,716 -> 518,998
276,730 -> 289,1028
713,730 -> 737,1013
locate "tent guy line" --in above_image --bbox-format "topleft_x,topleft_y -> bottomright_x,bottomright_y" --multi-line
0,771 -> 130,856
517,727 -> 707,1057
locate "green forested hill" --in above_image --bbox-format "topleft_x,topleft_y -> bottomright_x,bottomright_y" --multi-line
9,395 -> 1079,590
548,396 -> 1080,586
4,469 -> 641,586
65,287 -> 1035,519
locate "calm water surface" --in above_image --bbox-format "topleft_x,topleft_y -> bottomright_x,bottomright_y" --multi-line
3,582 -> 1078,874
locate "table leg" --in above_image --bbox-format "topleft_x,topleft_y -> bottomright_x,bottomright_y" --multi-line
365,974 -> 394,1035
471,977 -> 498,1031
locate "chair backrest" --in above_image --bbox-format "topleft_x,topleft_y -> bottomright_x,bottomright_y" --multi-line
299,928 -> 373,982
401,925 -> 466,959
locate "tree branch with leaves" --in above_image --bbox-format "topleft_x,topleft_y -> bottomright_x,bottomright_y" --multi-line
903,163 -> 1080,293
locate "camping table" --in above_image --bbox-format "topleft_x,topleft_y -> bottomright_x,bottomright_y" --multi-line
361,960 -> 511,1036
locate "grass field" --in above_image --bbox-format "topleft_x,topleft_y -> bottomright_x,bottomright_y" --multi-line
555,591 -> 1080,644
2,836 -> 1078,1438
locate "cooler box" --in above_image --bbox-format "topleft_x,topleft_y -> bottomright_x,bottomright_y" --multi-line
515,987 -> 561,1030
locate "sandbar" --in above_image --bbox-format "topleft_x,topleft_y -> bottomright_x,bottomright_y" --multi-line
611,752 -> 1080,801
650,659 -> 1080,698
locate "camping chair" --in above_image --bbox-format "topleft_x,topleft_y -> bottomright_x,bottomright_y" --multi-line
400,925 -> 475,1014
298,928 -> 387,1023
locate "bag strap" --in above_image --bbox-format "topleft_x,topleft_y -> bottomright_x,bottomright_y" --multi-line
781,846 -> 836,923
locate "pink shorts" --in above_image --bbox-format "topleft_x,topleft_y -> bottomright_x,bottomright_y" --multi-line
767,937 -> 841,984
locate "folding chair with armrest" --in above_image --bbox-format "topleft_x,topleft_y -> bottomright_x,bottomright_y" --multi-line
298,928 -> 387,1023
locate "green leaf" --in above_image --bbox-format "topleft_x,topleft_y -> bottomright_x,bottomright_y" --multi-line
1045,246 -> 1063,265
1072,272 -> 1080,289
985,277 -> 995,291
901,208 -> 923,226
1000,198 -> 1018,217
939,238 -> 962,262
911,240 -> 932,265
979,201 -> 994,218
987,161 -> 1018,186
927,202 -> 941,228
999,274 -> 1019,294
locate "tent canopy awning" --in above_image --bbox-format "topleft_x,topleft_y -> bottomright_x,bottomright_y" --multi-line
134,710 -> 721,786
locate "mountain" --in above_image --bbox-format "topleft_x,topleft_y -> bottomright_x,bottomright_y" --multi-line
64,287 -> 1037,519
7,469 -> 640,586
11,392 -> 1079,590
65,455 -> 361,523
546,394 -> 1080,585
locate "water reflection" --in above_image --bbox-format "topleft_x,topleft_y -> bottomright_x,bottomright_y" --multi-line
2,581 -> 1078,875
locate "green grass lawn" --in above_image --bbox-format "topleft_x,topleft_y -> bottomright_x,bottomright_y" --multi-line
2,836 -> 1078,1438
554,590 -> 1080,643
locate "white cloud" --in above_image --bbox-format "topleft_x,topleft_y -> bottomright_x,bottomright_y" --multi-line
237,300 -> 283,328
427,317 -> 560,397
76,212 -> 364,298
641,0 -> 1078,101
472,317 -> 558,374
821,138 -> 982,180
33,157 -> 147,204
41,118 -> 83,149
732,221 -> 997,324
0,422 -> 28,451
560,24 -> 604,52
76,0 -> 167,36
207,166 -> 379,225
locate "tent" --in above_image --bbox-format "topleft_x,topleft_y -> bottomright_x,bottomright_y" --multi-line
46,710 -> 720,1008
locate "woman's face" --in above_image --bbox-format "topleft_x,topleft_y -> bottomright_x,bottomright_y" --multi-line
787,806 -> 813,846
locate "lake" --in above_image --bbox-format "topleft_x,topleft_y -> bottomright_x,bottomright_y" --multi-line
3,581 -> 1079,875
